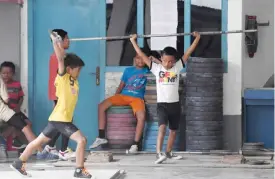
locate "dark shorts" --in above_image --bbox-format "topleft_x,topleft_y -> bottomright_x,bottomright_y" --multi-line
42,121 -> 79,139
157,102 -> 181,130
7,112 -> 28,131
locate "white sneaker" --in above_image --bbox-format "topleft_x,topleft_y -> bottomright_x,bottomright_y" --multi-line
126,144 -> 138,154
155,153 -> 167,164
45,145 -> 59,156
89,138 -> 108,149
58,148 -> 76,161
165,151 -> 183,160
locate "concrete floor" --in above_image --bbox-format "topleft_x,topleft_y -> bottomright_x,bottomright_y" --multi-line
0,154 -> 274,179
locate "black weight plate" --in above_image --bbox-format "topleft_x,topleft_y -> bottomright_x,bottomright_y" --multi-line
186,120 -> 223,126
187,72 -> 223,78
186,76 -> 223,82
189,58 -> 223,63
186,141 -> 223,148
187,67 -> 224,73
185,86 -> 223,93
186,125 -> 222,131
186,97 -> 223,102
186,115 -> 223,121
186,135 -> 223,141
185,100 -> 222,107
185,106 -> 223,112
186,130 -> 222,136
187,62 -> 224,68
186,80 -> 223,87
186,91 -> 223,97
187,65 -> 224,73
186,111 -> 223,116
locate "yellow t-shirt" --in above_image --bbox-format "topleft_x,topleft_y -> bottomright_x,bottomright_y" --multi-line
49,73 -> 79,123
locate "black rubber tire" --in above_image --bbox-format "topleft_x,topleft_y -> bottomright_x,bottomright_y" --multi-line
188,58 -> 223,63
185,100 -> 222,107
186,91 -> 223,97
186,97 -> 223,102
186,115 -> 223,121
185,106 -> 223,112
187,67 -> 224,73
187,72 -> 223,78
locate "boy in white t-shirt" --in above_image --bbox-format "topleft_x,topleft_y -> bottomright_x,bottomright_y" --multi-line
130,32 -> 200,164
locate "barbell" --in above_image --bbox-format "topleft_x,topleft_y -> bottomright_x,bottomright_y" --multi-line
69,29 -> 257,42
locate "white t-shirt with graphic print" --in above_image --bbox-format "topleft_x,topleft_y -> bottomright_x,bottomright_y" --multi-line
150,59 -> 185,103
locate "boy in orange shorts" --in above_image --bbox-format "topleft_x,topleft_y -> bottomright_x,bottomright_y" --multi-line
90,54 -> 159,154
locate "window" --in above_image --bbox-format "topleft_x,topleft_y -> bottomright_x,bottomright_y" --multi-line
106,0 -> 153,66
190,0 -> 222,58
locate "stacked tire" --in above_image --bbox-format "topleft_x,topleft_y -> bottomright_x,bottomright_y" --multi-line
185,58 -> 223,151
143,74 -> 184,151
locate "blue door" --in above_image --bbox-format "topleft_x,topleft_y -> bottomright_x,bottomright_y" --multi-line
30,0 -> 105,148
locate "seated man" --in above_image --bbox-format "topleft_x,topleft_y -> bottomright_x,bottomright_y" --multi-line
0,61 -> 31,149
90,54 -> 158,154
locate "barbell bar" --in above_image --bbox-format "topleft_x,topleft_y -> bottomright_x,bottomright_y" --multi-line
69,29 -> 257,42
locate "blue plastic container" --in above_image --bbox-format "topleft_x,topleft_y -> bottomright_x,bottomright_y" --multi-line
244,88 -> 274,149
143,121 -> 180,151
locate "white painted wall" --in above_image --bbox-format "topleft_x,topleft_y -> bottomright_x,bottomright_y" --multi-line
20,1 -> 28,115
223,0 -> 243,115
242,0 -> 274,90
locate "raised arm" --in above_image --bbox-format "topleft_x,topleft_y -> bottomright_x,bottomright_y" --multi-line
149,56 -> 162,64
182,31 -> 201,62
130,34 -> 151,67
50,31 -> 65,74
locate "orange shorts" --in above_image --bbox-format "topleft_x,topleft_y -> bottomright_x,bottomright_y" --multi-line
107,94 -> 145,115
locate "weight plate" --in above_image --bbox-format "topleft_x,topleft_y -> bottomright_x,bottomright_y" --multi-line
186,106 -> 222,112
186,76 -> 223,82
107,126 -> 136,131
186,80 -> 223,87
186,91 -> 223,97
186,120 -> 223,126
187,67 -> 224,73
186,111 -> 223,116
186,130 -> 223,136
186,86 -> 223,92
188,58 -> 223,63
186,125 -> 222,131
186,135 -> 223,141
107,113 -> 135,118
186,115 -> 223,121
185,100 -> 223,107
186,97 -> 223,102
187,62 -> 224,68
187,72 -> 223,78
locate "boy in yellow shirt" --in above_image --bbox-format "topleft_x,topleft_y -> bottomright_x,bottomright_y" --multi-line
10,32 -> 93,178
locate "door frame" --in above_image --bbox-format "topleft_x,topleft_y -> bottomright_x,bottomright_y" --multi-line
27,0 -> 107,121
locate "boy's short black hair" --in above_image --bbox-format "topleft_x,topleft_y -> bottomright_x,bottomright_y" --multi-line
64,53 -> 85,69
161,46 -> 178,59
51,29 -> 68,41
0,61 -> 16,73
